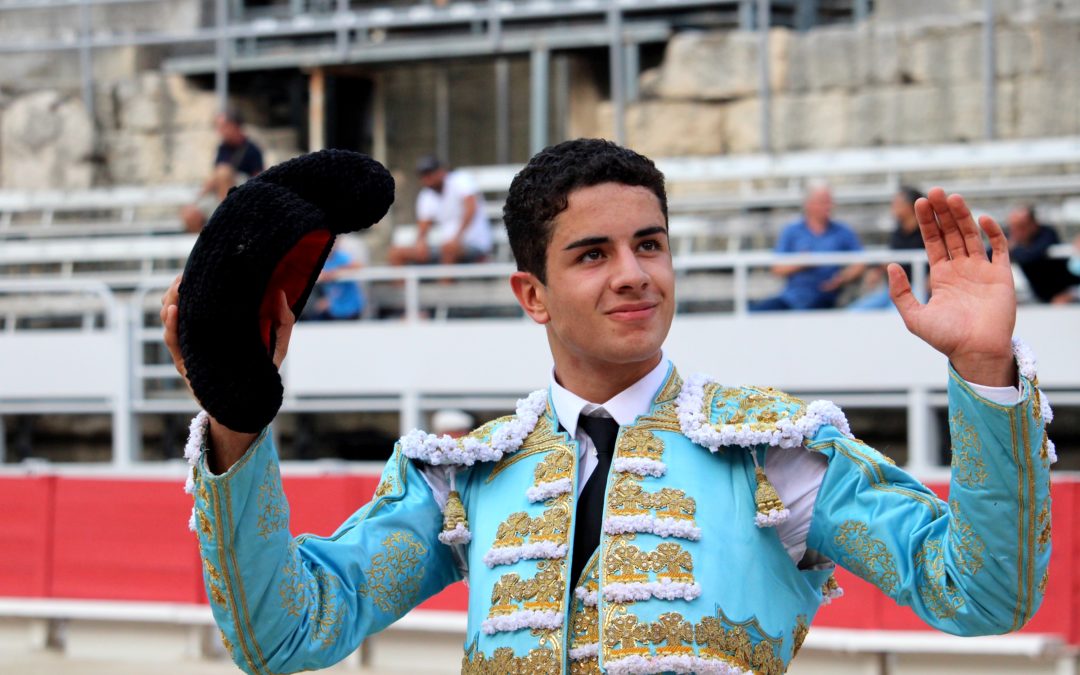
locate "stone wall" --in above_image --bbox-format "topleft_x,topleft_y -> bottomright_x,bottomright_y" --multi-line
581,1 -> 1080,156
0,73 -> 300,190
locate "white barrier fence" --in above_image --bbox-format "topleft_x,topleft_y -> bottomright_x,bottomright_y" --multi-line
1,248 -> 1078,471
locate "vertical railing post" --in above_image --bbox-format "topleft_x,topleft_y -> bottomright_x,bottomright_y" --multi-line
215,0 -> 231,112
530,43 -> 550,155
982,0 -> 997,140
113,302 -> 135,467
757,0 -> 772,153
608,0 -> 626,145
495,57 -> 511,164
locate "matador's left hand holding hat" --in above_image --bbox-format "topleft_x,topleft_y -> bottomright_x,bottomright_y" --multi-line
178,149 -> 394,433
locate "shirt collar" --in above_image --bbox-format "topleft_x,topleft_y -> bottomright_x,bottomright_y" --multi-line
549,356 -> 671,436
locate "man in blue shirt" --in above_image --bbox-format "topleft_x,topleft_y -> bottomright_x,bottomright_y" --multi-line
751,184 -> 865,310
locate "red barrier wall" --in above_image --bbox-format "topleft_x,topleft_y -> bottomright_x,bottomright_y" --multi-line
2,473 -> 1076,644
0,476 -> 54,597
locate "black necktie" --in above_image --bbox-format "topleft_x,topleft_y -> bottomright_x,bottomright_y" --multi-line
571,414 -> 619,587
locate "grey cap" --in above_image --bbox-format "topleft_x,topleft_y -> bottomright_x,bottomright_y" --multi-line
415,155 -> 443,175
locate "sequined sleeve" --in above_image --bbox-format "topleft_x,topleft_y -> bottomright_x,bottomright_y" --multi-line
806,367 -> 1051,635
189,424 -> 462,675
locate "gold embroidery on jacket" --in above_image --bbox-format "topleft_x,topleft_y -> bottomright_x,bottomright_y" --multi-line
492,503 -> 572,549
949,498 -> 986,575
706,384 -> 807,430
373,474 -> 396,499
914,540 -> 965,620
604,540 -> 695,585
1037,571 -> 1049,596
356,530 -> 428,616
460,646 -> 560,674
950,409 -> 989,488
488,410 -> 570,482
219,630 -> 235,658
834,520 -> 900,595
310,568 -> 344,649
1037,502 -> 1051,552
534,449 -> 574,485
617,427 -> 666,462
791,614 -> 810,658
256,460 -> 288,539
607,475 -> 697,522
601,611 -> 787,675
488,560 -> 565,617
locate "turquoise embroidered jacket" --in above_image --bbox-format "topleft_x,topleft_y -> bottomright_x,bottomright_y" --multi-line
188,365 -> 1052,675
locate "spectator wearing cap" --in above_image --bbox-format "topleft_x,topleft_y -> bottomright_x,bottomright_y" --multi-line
180,108 -> 265,233
387,156 -> 493,266
431,409 -> 475,439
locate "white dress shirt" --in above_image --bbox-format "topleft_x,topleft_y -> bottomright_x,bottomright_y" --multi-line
420,356 -> 1019,566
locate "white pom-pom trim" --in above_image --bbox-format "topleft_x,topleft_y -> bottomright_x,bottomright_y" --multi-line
1046,438 -> 1058,464
605,655 -> 752,675
604,514 -> 701,540
480,609 -> 562,635
821,585 -> 845,605
754,508 -> 791,528
612,457 -> 668,478
1040,394 -> 1053,425
574,586 -> 598,607
676,374 -> 851,451
1012,338 -> 1037,382
401,390 -> 548,467
526,478 -> 572,503
438,523 -> 472,545
603,580 -> 702,603
482,541 -> 567,568
184,411 -> 210,532
569,643 -> 600,661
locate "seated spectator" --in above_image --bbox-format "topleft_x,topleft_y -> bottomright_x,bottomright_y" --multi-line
387,156 -> 493,266
1007,205 -> 1080,304
750,183 -> 865,311
180,109 -> 265,233
432,409 -> 475,439
849,186 -> 927,311
301,236 -> 365,321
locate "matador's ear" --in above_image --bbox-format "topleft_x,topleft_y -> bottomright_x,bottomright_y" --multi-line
178,149 -> 394,433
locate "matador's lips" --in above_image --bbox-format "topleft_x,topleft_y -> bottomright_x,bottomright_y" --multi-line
606,301 -> 659,321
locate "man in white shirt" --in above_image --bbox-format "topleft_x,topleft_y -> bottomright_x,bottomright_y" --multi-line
387,155 -> 493,265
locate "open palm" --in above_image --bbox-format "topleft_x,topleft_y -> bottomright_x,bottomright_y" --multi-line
888,188 -> 1017,387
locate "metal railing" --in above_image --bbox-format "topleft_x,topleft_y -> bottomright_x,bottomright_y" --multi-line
1,245 -> 1077,469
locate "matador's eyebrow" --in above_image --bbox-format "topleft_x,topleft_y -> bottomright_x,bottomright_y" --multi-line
563,225 -> 668,251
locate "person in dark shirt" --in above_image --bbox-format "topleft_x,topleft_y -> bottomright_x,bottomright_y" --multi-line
849,186 -> 927,311
180,109 -> 265,233
1007,204 -> 1079,304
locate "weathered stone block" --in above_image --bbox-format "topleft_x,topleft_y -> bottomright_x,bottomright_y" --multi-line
722,97 -> 762,154
995,24 -> 1041,78
1,90 -> 94,190
624,101 -> 725,157
785,26 -> 862,93
1017,74 -> 1080,137
858,24 -> 904,86
906,25 -> 984,86
849,87 -> 900,147
771,91 -> 852,151
654,29 -> 789,101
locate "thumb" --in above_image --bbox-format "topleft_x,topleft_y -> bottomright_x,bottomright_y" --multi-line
887,263 -> 921,330
271,290 -> 295,369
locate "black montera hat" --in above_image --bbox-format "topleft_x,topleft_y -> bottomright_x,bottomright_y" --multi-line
178,149 -> 394,433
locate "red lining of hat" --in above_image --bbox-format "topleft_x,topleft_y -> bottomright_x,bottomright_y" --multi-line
259,230 -> 333,352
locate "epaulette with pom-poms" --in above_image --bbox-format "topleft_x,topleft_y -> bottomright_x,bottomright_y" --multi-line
401,389 -> 549,546
676,377 -> 853,530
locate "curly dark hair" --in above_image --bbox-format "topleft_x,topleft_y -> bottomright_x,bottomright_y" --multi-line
503,138 -> 668,283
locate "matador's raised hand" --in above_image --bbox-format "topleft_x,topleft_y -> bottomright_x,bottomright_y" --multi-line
888,187 -> 1017,387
